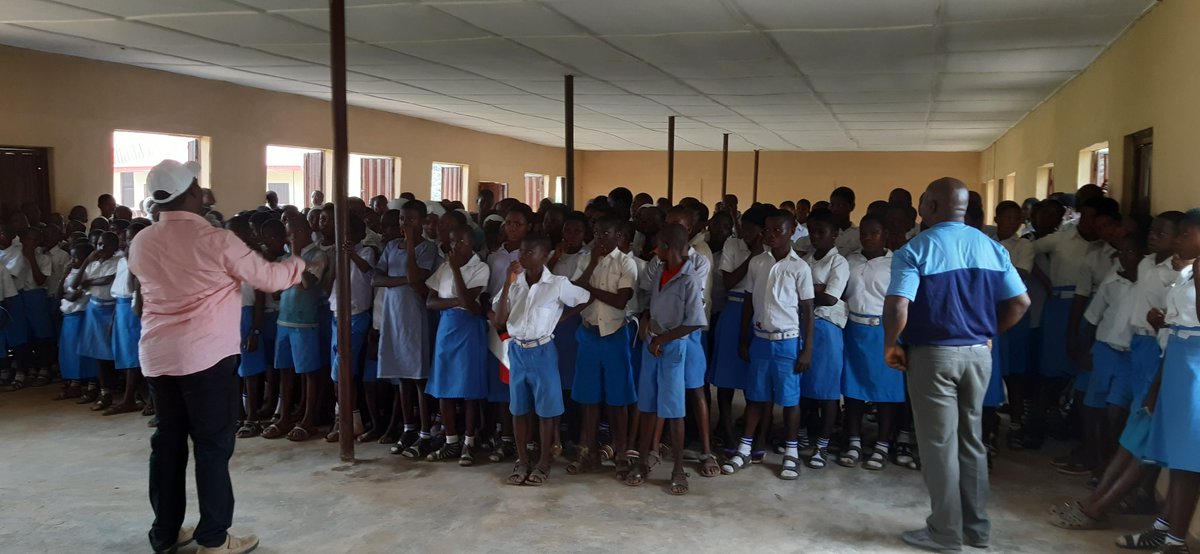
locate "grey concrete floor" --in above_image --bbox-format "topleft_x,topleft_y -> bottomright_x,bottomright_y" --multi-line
0,387 -> 1140,553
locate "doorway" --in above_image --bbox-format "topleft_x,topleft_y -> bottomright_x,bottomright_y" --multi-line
0,147 -> 51,223
1125,128 -> 1153,219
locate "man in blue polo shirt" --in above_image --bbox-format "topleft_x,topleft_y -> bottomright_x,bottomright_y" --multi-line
884,177 -> 1030,553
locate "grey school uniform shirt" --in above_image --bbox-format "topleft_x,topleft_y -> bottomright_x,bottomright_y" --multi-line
638,257 -> 708,334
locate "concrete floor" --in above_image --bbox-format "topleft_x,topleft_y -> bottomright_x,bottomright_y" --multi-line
0,388 -> 1139,553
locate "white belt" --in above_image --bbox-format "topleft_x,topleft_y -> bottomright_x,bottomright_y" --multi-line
1052,285 -> 1076,299
1132,328 -> 1156,337
755,329 -> 800,340
848,312 -> 882,327
1168,326 -> 1200,340
725,295 -> 744,303
514,335 -> 553,349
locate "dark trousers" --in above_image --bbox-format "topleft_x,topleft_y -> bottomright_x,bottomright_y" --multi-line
147,356 -> 239,551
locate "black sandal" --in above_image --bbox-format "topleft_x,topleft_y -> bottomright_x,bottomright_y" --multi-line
1115,529 -> 1167,550
669,471 -> 690,495
566,446 -> 592,475
526,464 -> 550,486
615,457 -> 632,481
864,448 -> 889,470
837,444 -> 862,467
507,462 -> 530,486
624,462 -> 647,487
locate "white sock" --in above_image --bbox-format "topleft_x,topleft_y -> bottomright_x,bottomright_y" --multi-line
404,424 -> 417,433
446,435 -> 460,444
784,440 -> 799,460
464,435 -> 475,446
1164,533 -> 1184,545
737,436 -> 753,457
849,436 -> 862,450
1154,518 -> 1170,531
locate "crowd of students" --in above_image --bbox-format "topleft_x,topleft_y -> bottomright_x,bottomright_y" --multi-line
3,176 -> 1199,551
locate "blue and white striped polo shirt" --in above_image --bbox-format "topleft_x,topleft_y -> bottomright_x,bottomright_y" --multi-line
887,221 -> 1026,346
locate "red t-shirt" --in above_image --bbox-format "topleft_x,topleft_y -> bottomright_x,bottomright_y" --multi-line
659,263 -> 682,290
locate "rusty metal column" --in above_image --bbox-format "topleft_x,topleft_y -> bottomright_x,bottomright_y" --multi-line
329,0 -> 354,462
752,149 -> 760,203
720,133 -> 729,198
564,75 -> 574,209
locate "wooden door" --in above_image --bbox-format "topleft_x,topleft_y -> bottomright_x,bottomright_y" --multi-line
0,147 -> 51,223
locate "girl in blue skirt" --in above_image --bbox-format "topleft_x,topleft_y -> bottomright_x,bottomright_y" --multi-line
1142,210 -> 1200,552
801,209 -> 850,469
839,215 -> 901,470
55,244 -> 98,401
72,231 -> 120,411
711,206 -> 765,450
425,221 -> 491,465
105,223 -> 148,416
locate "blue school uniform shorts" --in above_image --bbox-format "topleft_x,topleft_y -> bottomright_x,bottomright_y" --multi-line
275,325 -> 321,374
1113,335 -> 1162,411
637,338 -> 687,418
507,340 -> 564,418
1085,342 -> 1131,409
554,314 -> 581,391
331,312 -> 371,383
112,297 -> 141,370
1040,294 -> 1076,379
238,308 -> 278,378
746,335 -> 802,407
709,297 -> 748,390
683,329 -> 708,389
572,323 -> 637,406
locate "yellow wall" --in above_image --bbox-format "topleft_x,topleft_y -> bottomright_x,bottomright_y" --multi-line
0,45 -> 564,215
979,0 -> 1197,214
578,150 -> 982,212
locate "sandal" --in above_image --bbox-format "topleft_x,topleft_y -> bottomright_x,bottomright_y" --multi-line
780,455 -> 801,480
1116,491 -> 1158,515
459,443 -> 475,467
488,440 -> 517,463
426,440 -> 463,462
102,403 -> 140,416
236,421 -> 263,439
669,471 -> 690,495
325,427 -> 341,443
507,462 -> 530,486
1049,501 -> 1110,530
3,380 -> 27,392
76,389 -> 99,404
53,384 -> 82,401
286,425 -> 315,442
720,452 -> 750,475
356,427 -> 383,443
863,448 -> 888,471
1116,529 -> 1167,550
402,437 -> 433,459
599,444 -> 614,463
526,464 -> 550,486
837,444 -> 862,468
698,453 -> 720,478
894,442 -> 920,470
30,375 -> 51,387
624,462 -> 647,487
807,448 -> 828,469
90,394 -> 113,411
566,447 -> 592,475
615,457 -> 632,481
261,423 -> 288,440
389,431 -> 419,455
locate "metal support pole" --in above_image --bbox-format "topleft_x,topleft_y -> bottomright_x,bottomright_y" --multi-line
329,0 -> 354,463
564,75 -> 574,209
667,116 -> 676,203
752,149 -> 760,203
721,133 -> 729,198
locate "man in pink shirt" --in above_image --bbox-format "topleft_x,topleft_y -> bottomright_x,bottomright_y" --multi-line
130,159 -> 307,554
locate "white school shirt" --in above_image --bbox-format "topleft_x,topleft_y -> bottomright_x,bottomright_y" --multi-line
718,236 -> 758,294
551,248 -> 589,278
494,267 -> 590,342
426,254 -> 490,310
999,235 -> 1035,274
1165,265 -> 1199,329
39,246 -> 68,297
1128,255 -> 1181,335
83,256 -> 120,301
1033,226 -> 1091,295
329,243 -> 378,315
626,254 -> 647,320
1074,241 -> 1118,298
2,244 -> 51,291
485,244 -> 521,298
844,251 -> 892,317
1084,272 -> 1137,350
0,263 -> 17,301
60,268 -> 88,315
745,249 -> 815,334
790,223 -> 809,243
835,225 -> 861,256
110,254 -> 134,299
689,233 -> 714,320
804,248 -> 849,328
575,249 -> 639,336
1029,249 -> 1051,328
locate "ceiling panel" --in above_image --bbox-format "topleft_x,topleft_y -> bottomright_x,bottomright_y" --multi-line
0,0 -> 1158,151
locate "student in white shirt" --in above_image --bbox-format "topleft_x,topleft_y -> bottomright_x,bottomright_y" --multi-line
992,201 -> 1037,450
105,223 -> 149,416
0,227 -> 53,389
426,222 -> 491,466
722,209 -> 814,480
492,233 -> 590,486
71,231 -> 121,410
55,242 -> 99,400
800,209 -> 850,470
830,186 -> 861,255
326,214 -> 379,443
481,206 -> 532,465
840,214 -> 901,470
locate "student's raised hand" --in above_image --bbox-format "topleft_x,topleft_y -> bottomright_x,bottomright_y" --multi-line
506,260 -> 522,284
1147,308 -> 1166,331
885,344 -> 908,371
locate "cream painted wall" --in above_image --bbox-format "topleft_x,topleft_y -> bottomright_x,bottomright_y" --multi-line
0,45 -> 564,215
578,150 -> 981,213
979,0 -> 1199,214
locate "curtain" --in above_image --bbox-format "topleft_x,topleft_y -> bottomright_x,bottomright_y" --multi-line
441,165 -> 463,202
524,174 -> 547,205
303,152 -> 324,204
360,157 -> 393,201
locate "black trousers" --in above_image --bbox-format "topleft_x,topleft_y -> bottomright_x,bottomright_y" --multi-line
146,355 -> 239,551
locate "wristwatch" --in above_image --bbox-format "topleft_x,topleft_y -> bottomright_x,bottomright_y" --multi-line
251,328 -> 262,336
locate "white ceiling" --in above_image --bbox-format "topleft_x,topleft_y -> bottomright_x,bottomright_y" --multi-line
0,0 -> 1156,151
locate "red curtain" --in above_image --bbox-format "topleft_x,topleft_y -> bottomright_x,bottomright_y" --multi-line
360,157 -> 393,201
524,174 -> 547,205
441,165 -> 463,202
303,152 -> 324,203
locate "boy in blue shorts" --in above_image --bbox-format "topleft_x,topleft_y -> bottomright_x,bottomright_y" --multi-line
492,233 -> 590,486
567,214 -> 638,477
263,216 -> 328,441
233,216 -> 280,438
326,214 -> 377,443
723,209 -> 814,481
625,223 -> 706,494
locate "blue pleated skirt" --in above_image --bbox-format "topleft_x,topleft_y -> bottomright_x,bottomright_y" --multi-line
842,321 -> 905,403
428,309 -> 489,400
77,299 -> 115,361
802,318 -> 844,401
1145,330 -> 1200,472
710,297 -> 748,390
59,312 -> 98,380
112,297 -> 142,370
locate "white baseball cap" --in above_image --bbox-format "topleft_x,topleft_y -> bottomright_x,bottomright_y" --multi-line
146,159 -> 200,204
